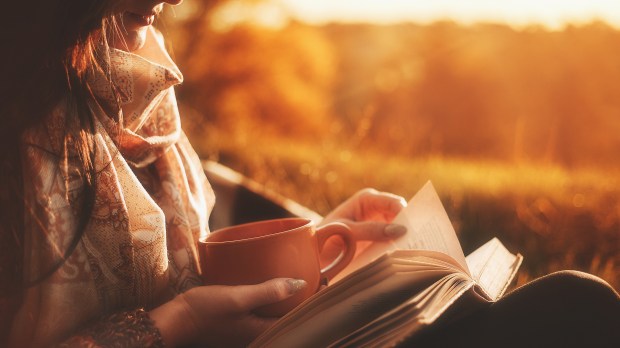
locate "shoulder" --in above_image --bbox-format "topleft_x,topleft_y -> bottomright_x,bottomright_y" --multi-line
21,99 -> 70,157
21,97 -> 100,159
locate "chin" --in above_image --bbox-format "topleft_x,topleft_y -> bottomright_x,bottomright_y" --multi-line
114,28 -> 148,52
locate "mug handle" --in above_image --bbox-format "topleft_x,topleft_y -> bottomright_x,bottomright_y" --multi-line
316,222 -> 356,281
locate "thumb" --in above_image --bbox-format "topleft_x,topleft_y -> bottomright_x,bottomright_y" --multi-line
234,278 -> 308,311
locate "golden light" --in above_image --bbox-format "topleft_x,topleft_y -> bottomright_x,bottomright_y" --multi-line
279,0 -> 620,29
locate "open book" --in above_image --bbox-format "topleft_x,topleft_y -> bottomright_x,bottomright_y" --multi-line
251,181 -> 522,348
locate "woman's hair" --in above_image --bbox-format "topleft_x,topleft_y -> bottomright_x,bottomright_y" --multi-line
0,0 -> 123,298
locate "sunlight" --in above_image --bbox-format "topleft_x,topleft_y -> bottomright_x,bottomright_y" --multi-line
279,0 -> 620,29
211,0 -> 289,31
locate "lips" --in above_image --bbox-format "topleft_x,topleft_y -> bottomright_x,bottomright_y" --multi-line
124,11 -> 155,27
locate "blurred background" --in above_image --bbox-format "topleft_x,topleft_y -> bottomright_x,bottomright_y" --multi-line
161,0 -> 620,289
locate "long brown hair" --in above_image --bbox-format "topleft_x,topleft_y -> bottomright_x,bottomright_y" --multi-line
0,0 -> 122,300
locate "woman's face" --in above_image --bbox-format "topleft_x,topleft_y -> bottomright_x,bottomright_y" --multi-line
111,0 -> 183,51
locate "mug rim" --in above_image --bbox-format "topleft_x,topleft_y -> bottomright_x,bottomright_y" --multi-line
201,217 -> 315,245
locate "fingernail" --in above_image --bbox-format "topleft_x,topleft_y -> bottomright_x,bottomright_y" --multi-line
286,279 -> 307,295
384,224 -> 407,238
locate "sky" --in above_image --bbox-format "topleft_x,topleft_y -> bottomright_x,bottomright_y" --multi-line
277,0 -> 620,29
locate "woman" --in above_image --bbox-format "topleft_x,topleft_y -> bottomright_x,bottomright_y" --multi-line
0,0 -> 408,346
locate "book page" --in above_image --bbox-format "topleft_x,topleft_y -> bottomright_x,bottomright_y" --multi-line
333,181 -> 469,282
465,237 -> 523,300
332,272 -> 475,348
332,278 -> 448,348
254,270 -> 448,348
252,251 -> 459,348
391,250 -> 469,275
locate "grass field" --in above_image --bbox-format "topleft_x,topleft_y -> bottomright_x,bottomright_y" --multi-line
171,12 -> 620,292
190,130 -> 620,291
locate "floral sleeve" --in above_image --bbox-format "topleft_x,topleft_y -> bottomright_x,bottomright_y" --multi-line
55,309 -> 165,348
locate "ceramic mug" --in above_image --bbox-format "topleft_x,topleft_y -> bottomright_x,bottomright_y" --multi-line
198,217 -> 356,316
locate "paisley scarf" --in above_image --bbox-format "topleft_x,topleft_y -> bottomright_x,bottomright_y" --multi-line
10,27 -> 214,347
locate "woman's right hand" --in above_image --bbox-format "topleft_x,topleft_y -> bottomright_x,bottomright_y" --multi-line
150,278 -> 307,347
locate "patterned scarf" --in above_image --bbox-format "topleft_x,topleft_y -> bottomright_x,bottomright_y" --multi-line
10,27 -> 214,347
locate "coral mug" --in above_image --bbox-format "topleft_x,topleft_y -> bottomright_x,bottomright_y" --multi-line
199,218 -> 356,317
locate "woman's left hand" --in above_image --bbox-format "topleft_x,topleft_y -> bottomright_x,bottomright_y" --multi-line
320,188 -> 408,242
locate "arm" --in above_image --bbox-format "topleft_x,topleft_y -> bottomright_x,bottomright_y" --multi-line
150,278 -> 306,347
52,278 -> 306,348
0,295 -> 20,348
55,309 -> 165,348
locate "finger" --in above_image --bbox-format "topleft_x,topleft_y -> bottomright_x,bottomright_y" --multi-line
233,278 -> 308,311
357,189 -> 407,222
342,220 -> 407,241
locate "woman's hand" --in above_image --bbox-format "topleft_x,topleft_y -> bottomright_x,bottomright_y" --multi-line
319,188 -> 407,263
321,188 -> 407,240
150,278 -> 307,347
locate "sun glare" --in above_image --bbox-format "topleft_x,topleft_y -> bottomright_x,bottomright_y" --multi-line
279,0 -> 620,29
